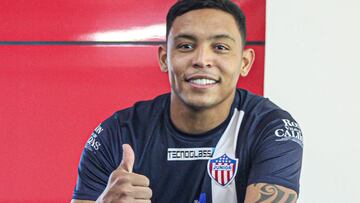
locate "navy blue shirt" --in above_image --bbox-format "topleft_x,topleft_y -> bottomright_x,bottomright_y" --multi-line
73,89 -> 303,202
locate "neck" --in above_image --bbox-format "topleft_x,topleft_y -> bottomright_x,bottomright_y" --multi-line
170,93 -> 235,135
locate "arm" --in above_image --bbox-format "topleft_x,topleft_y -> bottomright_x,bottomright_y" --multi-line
72,144 -> 151,203
246,111 -> 303,202
72,115 -> 151,202
244,183 -> 297,203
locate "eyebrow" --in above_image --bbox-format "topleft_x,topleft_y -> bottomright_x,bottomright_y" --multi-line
174,34 -> 197,41
210,34 -> 236,42
173,34 -> 236,42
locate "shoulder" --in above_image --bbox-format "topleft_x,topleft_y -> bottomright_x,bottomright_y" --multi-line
236,88 -> 298,126
113,93 -> 170,123
236,88 -> 303,147
236,88 -> 283,115
85,93 -> 170,152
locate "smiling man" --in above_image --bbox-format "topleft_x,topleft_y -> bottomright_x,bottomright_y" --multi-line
72,1 -> 303,203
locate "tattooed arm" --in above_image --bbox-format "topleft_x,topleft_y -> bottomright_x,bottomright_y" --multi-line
244,183 -> 297,203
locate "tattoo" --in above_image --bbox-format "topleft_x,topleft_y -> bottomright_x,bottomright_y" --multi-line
286,194 -> 296,203
254,184 -> 284,203
254,183 -> 296,203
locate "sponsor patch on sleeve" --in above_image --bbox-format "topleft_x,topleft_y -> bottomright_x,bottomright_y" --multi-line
274,119 -> 303,147
85,124 -> 103,152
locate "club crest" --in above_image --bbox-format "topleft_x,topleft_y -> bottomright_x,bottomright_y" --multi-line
207,154 -> 238,187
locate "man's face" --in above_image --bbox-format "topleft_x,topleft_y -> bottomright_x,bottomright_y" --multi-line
159,8 -> 254,110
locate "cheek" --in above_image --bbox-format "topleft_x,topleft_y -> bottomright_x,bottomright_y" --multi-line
168,55 -> 191,78
168,66 -> 182,83
220,62 -> 242,83
168,65 -> 184,89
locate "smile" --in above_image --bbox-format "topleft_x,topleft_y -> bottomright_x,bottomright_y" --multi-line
186,77 -> 219,89
189,78 -> 217,85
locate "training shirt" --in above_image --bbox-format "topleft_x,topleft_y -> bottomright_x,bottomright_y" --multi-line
72,89 -> 303,203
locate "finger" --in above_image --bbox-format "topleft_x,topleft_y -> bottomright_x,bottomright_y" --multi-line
134,200 -> 151,203
128,173 -> 150,187
131,186 -> 152,199
118,144 -> 135,173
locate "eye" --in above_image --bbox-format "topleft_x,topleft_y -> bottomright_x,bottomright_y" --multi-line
214,44 -> 230,52
176,43 -> 194,51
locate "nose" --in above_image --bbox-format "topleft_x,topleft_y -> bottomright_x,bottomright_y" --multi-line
192,45 -> 213,69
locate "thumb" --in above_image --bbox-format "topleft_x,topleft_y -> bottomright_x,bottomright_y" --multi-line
118,144 -> 135,173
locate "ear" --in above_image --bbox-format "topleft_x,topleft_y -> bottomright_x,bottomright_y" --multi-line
240,48 -> 255,77
158,44 -> 168,72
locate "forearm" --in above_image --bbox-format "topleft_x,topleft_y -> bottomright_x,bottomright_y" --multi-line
244,183 -> 297,203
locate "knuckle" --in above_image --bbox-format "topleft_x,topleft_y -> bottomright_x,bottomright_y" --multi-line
114,175 -> 131,185
148,187 -> 153,198
109,171 -> 131,186
98,184 -> 134,203
117,186 -> 132,197
142,176 -> 150,186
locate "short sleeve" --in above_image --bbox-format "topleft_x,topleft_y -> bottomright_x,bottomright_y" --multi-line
72,116 -> 122,200
248,110 -> 303,194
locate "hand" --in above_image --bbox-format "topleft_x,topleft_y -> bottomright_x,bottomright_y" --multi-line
96,144 -> 152,203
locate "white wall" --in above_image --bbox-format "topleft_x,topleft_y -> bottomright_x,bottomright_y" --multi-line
265,0 -> 360,202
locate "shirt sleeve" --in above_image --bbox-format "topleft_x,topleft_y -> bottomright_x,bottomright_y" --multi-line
72,115 -> 122,201
248,110 -> 303,194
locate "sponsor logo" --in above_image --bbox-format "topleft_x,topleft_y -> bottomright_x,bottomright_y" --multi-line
85,124 -> 103,151
167,148 -> 214,161
207,154 -> 238,187
275,119 -> 303,147
94,124 -> 104,135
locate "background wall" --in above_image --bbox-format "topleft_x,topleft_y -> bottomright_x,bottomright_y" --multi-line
2,0 -> 358,202
265,0 -> 360,202
0,0 -> 265,202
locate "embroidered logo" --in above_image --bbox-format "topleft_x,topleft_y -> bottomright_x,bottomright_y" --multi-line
85,124 -> 103,151
207,154 -> 238,187
274,119 -> 303,147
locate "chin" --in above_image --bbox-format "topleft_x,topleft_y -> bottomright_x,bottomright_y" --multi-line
182,95 -> 221,110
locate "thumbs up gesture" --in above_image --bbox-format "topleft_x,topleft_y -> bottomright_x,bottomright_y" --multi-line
96,144 -> 152,203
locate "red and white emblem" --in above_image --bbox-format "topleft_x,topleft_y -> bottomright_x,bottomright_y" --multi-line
207,154 -> 238,187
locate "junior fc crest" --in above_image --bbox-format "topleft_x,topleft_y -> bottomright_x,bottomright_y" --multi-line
207,154 -> 238,187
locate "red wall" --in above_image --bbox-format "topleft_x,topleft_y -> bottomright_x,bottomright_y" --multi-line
0,0 -> 265,202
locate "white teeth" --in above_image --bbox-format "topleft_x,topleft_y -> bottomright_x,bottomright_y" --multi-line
189,78 -> 217,85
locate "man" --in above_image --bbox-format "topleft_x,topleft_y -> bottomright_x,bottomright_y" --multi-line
72,0 -> 303,202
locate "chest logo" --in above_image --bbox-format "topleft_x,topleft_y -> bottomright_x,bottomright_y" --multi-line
207,154 -> 238,187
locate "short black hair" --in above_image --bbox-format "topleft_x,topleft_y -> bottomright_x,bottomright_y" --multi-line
166,0 -> 247,45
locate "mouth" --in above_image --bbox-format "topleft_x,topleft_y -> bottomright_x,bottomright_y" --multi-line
185,75 -> 220,89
